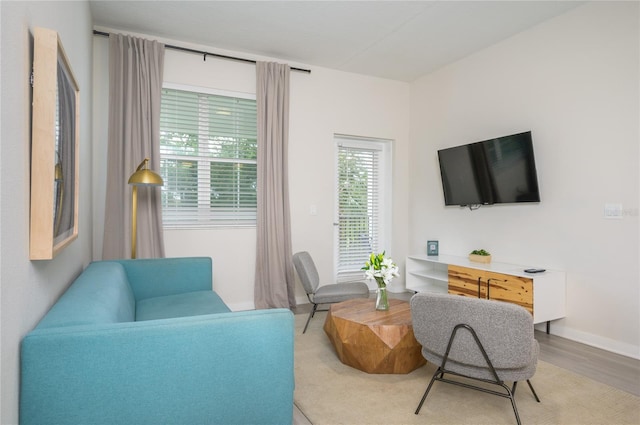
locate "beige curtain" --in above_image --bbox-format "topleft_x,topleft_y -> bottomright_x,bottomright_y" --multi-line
254,62 -> 296,309
102,34 -> 165,260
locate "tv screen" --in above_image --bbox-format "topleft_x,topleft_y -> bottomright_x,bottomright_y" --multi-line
438,131 -> 540,207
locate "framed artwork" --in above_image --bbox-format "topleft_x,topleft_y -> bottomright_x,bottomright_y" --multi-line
30,27 -> 79,260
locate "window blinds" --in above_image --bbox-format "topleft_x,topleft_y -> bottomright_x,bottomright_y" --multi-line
159,87 -> 257,226
336,144 -> 381,280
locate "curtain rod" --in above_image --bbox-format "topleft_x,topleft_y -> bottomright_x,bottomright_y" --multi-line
93,30 -> 311,74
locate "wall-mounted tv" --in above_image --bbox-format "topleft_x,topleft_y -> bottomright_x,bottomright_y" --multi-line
437,131 -> 540,208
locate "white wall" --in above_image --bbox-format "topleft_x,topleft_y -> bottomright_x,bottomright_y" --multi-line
0,1 -> 94,423
92,33 -> 411,310
409,1 -> 639,358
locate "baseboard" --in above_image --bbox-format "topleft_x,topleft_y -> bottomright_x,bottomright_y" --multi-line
536,322 -> 640,360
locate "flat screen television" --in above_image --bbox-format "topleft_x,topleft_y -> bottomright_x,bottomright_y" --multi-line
437,131 -> 540,207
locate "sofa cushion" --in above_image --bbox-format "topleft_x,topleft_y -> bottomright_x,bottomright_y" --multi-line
36,262 -> 136,329
135,290 -> 231,321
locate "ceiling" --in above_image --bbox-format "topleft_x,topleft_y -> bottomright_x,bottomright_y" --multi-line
89,1 -> 583,82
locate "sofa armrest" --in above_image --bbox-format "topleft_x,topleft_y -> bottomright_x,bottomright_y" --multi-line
111,257 -> 213,301
21,309 -> 294,425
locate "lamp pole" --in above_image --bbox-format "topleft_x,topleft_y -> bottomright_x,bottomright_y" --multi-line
131,184 -> 139,259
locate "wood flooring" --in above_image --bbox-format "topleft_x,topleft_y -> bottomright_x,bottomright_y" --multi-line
292,294 -> 640,424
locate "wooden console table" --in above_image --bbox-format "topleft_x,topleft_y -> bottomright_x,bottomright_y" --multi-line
405,254 -> 566,331
323,298 -> 426,374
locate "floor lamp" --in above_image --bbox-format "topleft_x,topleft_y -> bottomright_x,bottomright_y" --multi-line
128,158 -> 163,259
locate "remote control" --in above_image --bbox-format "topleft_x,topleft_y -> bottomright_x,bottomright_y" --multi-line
524,268 -> 546,273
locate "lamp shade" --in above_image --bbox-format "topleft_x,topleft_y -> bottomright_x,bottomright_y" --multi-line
128,158 -> 163,186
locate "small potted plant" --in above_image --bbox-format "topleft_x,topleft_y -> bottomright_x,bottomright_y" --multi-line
469,249 -> 491,263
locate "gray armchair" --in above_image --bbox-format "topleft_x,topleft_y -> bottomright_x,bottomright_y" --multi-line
410,292 -> 540,425
293,251 -> 369,333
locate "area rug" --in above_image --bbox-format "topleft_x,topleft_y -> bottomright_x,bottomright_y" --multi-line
294,312 -> 640,425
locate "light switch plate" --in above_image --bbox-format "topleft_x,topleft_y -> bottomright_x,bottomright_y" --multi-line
604,203 -> 623,219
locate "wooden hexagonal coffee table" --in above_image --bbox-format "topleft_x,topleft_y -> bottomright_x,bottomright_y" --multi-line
323,298 -> 426,374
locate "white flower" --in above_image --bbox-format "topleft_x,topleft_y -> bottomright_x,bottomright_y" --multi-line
364,269 -> 375,280
361,251 -> 399,286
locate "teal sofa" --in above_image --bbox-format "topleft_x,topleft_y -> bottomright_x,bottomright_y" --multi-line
20,257 -> 295,425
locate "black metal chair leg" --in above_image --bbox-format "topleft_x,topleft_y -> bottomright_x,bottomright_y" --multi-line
302,304 -> 318,334
507,388 -> 522,425
527,379 -> 541,402
513,380 -> 540,403
415,368 -> 440,414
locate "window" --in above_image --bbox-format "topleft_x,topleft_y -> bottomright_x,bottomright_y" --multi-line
335,136 -> 391,282
159,85 -> 257,227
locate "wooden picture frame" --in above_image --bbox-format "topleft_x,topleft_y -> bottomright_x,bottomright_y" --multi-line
30,27 -> 79,260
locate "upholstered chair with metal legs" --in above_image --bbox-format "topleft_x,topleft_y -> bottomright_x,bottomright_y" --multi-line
410,292 -> 540,425
293,251 -> 370,333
